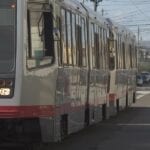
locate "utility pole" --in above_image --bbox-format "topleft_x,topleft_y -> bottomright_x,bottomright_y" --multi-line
90,0 -> 103,12
94,0 -> 98,12
138,25 -> 140,47
82,0 -> 88,4
102,8 -> 104,16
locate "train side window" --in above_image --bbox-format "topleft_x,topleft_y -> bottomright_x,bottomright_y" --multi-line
81,18 -> 87,67
72,14 -> 76,65
108,29 -> 115,70
57,16 -> 62,66
121,37 -> 123,68
108,39 -> 115,70
135,46 -> 138,68
76,15 -> 87,67
134,46 -> 137,68
91,23 -> 100,69
61,9 -> 73,65
126,43 -> 129,69
117,35 -> 119,69
61,9 -> 67,64
115,35 -> 119,69
129,45 -> 133,68
122,42 -> 126,69
67,11 -> 73,65
133,44 -> 137,68
117,36 -> 119,69
126,43 -> 130,69
94,25 -> 100,69
27,3 -> 54,69
132,45 -> 135,68
76,24 -> 82,67
121,41 -> 124,69
99,27 -> 103,69
103,29 -> 107,69
101,28 -> 104,69
76,15 -> 80,66
105,29 -> 109,69
119,35 -> 122,69
91,23 -> 95,68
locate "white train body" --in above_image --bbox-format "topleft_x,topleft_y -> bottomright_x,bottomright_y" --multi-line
0,0 -> 137,142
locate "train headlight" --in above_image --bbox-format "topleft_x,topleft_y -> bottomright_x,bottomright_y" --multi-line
0,88 -> 11,96
0,79 -> 14,98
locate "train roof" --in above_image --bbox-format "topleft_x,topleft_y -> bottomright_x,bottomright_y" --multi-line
57,0 -> 107,27
83,4 -> 106,26
28,0 -> 135,36
106,18 -> 135,38
57,0 -> 87,15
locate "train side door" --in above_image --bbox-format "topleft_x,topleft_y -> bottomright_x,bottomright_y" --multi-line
58,8 -> 89,129
76,15 -> 89,126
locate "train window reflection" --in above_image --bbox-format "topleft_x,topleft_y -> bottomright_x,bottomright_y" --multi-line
27,2 -> 54,69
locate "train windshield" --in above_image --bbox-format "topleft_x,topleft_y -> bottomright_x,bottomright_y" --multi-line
0,0 -> 16,73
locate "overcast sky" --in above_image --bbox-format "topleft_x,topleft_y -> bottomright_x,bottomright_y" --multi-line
78,0 -> 150,41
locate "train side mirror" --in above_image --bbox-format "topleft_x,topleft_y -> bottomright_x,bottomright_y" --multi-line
53,28 -> 60,41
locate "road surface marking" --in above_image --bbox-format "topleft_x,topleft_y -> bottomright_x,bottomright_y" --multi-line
137,91 -> 150,94
136,91 -> 150,99
100,123 -> 150,126
118,123 -> 150,126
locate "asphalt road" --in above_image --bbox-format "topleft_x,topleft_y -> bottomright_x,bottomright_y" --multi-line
43,91 -> 150,150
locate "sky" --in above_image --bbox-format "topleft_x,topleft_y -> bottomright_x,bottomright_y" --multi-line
78,0 -> 150,41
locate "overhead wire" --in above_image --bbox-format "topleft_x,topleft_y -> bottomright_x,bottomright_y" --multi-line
83,0 -> 150,40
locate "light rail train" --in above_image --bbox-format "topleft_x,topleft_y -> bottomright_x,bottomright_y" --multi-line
0,0 -> 137,142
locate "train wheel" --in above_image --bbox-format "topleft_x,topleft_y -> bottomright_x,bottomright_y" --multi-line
116,99 -> 119,113
102,104 -> 107,120
60,114 -> 68,139
126,93 -> 128,108
85,107 -> 90,127
133,92 -> 136,103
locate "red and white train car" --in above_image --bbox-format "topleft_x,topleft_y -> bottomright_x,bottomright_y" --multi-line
0,0 -> 136,142
107,19 -> 137,116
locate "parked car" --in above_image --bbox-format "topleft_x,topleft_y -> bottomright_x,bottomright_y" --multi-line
141,72 -> 150,83
136,75 -> 143,86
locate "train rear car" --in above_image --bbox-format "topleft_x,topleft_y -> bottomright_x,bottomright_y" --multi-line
107,19 -> 137,115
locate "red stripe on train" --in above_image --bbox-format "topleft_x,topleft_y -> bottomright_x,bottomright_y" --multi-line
0,96 -> 108,118
0,104 -> 85,118
0,105 -> 55,118
109,93 -> 116,101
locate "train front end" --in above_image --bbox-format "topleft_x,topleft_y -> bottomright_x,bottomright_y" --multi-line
0,0 -> 23,117
0,0 -> 58,143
